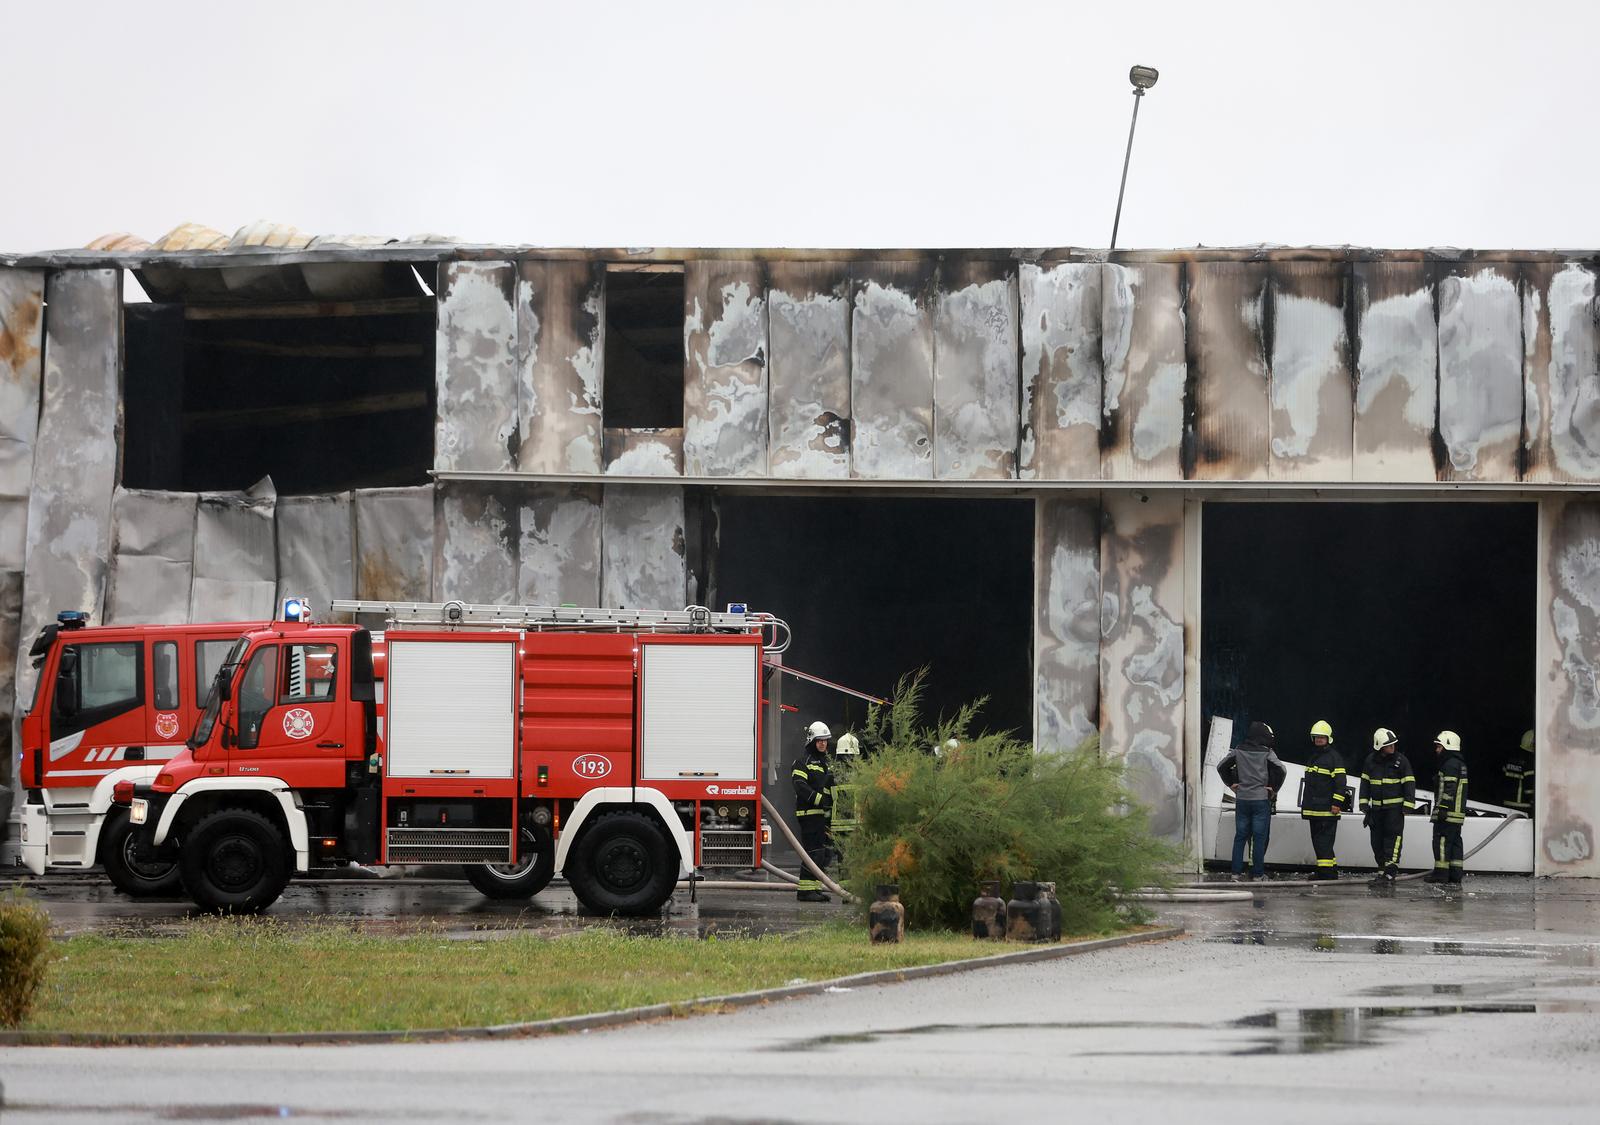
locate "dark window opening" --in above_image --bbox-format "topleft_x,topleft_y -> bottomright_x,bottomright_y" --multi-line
122,282 -> 436,494
153,641 -> 179,711
603,268 -> 684,429
710,494 -> 1034,814
1202,502 -> 1536,800
52,641 -> 144,740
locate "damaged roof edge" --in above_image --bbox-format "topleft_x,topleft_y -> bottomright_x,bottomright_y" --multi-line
9,244 -> 1600,270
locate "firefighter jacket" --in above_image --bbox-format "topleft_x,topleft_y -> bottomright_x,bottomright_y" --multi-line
1502,749 -> 1534,812
1432,750 -> 1469,825
1359,750 -> 1416,812
1300,746 -> 1350,819
792,748 -> 834,819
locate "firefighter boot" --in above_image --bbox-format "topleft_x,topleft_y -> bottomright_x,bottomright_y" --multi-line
796,889 -> 831,903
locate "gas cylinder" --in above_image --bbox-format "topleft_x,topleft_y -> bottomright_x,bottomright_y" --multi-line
869,883 -> 906,943
1005,880 -> 1044,942
971,880 -> 1007,939
1036,881 -> 1063,942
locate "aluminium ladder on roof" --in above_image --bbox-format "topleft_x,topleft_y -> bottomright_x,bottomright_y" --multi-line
328,599 -> 791,652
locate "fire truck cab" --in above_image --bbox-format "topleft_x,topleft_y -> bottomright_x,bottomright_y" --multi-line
128,600 -> 784,915
17,613 -> 260,894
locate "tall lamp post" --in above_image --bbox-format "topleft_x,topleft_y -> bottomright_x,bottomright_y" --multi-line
1110,65 -> 1159,251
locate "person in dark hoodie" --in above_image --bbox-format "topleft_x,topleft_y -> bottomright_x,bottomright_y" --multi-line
1300,720 -> 1349,880
1425,730 -> 1469,886
1360,727 -> 1416,884
1218,721 -> 1287,882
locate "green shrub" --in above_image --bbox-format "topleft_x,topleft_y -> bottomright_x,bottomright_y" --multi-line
0,889 -> 52,1027
837,671 -> 1182,933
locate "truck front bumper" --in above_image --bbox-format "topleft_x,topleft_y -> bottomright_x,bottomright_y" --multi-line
19,803 -> 46,876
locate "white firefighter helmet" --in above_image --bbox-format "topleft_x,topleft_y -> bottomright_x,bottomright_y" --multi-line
1434,730 -> 1462,754
1373,727 -> 1399,751
835,732 -> 861,756
805,720 -> 832,743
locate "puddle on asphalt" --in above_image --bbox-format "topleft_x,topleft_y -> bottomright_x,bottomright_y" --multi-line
1205,929 -> 1600,965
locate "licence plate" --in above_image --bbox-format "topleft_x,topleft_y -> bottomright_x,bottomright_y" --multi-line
129,798 -> 148,825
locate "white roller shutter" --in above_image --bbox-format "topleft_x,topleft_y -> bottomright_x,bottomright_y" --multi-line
639,644 -> 757,781
386,639 -> 516,779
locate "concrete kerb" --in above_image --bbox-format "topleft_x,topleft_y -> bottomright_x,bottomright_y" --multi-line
0,925 -> 1183,1048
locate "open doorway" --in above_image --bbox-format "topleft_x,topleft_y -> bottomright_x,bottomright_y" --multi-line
1202,500 -> 1535,806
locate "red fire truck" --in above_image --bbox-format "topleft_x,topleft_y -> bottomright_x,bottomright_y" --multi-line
127,599 -> 785,915
17,612 -> 262,895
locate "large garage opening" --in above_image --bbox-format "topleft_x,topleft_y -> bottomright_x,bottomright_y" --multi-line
1202,502 -> 1535,798
710,494 -> 1035,777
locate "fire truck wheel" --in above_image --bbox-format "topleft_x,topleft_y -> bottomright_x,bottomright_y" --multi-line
178,807 -> 291,914
566,812 -> 678,916
100,808 -> 183,897
464,826 -> 555,899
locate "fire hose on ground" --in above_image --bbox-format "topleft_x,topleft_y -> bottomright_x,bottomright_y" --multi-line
760,794 -> 854,901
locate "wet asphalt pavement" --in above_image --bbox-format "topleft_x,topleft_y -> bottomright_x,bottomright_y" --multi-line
2,874 -> 1599,1123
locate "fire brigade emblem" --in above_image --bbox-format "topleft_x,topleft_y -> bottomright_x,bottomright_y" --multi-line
154,712 -> 180,740
283,708 -> 315,740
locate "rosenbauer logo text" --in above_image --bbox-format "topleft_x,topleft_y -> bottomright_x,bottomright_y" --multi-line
705,784 -> 756,796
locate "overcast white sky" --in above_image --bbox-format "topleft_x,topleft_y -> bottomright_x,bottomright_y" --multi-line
5,0 -> 1599,253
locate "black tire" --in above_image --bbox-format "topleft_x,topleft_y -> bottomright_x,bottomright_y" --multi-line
100,808 -> 182,897
464,826 -> 555,900
565,811 -> 679,916
178,807 -> 291,914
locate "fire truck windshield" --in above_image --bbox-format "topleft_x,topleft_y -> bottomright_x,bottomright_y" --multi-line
188,638 -> 248,750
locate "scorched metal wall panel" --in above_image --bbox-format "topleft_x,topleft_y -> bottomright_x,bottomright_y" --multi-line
517,260 -> 604,475
1101,264 -> 1186,481
354,486 -> 435,602
601,485 -> 686,610
1020,262 -> 1101,480
767,262 -> 851,479
1269,262 -> 1353,481
436,483 -> 518,604
106,488 -> 197,624
1523,263 -> 1600,484
276,493 -> 355,617
934,260 -> 1019,479
683,261 -> 768,478
519,485 -> 602,606
1034,497 -> 1100,750
1436,263 -> 1522,482
190,484 -> 277,620
1190,261 -> 1271,481
850,261 -> 934,479
435,260 -> 518,473
0,270 -> 44,574
1353,262 -> 1437,482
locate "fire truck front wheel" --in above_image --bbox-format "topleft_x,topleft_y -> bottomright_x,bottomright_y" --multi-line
178,807 -> 292,914
566,812 -> 679,916
464,826 -> 555,899
100,808 -> 182,897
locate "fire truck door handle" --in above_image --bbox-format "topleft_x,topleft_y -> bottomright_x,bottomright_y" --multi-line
317,741 -> 343,749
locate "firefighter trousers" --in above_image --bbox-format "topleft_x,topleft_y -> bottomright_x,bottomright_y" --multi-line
1308,817 -> 1339,878
797,816 -> 832,893
1368,809 -> 1404,876
1431,821 -> 1464,883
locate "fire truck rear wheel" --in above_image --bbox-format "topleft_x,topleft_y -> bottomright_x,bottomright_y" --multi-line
178,807 -> 291,914
566,811 -> 678,916
100,808 -> 182,897
464,826 -> 555,899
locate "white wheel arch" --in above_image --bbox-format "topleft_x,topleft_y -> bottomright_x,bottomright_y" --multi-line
554,787 -> 694,879
151,778 -> 311,872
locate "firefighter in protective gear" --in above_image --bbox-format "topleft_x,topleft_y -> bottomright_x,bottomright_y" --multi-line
1360,727 -> 1415,883
791,721 -> 835,902
1300,720 -> 1348,880
1502,729 -> 1534,814
1425,730 -> 1469,885
829,733 -> 861,840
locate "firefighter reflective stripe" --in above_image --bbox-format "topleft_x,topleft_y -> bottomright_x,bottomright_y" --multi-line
1303,809 -> 1340,817
1389,836 -> 1403,866
1316,858 -> 1337,868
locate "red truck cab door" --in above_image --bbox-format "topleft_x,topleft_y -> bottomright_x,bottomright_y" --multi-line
230,638 -> 348,786
45,637 -> 146,785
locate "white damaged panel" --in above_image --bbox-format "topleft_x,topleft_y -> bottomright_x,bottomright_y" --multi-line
519,485 -> 602,606
1034,497 -> 1100,750
1269,263 -> 1352,481
1100,491 -> 1186,843
517,260 -> 605,475
190,481 -> 278,621
0,270 -> 45,573
106,488 -> 197,624
1190,262 -> 1270,481
436,484 -> 518,603
604,428 -> 684,475
1020,262 -> 1101,480
684,261 -> 768,477
601,485 -> 686,610
1437,265 -> 1522,481
1101,264 -> 1185,481
276,493 -> 355,617
768,262 -> 851,479
935,261 -> 1019,479
1525,263 -> 1600,483
353,486 -> 434,602
850,262 -> 934,479
1353,263 -> 1437,482
16,269 -> 120,708
435,260 -> 518,473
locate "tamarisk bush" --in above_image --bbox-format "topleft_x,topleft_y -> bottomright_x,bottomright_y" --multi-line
837,672 -> 1181,933
0,890 -> 51,1027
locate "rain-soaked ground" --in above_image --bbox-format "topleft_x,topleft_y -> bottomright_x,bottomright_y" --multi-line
0,869 -> 844,938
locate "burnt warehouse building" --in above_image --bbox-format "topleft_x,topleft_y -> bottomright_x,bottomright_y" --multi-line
1,226 -> 1597,875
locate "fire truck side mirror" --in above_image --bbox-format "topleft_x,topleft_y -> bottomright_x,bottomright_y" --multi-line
215,668 -> 232,703
54,650 -> 80,717
350,630 -> 376,703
